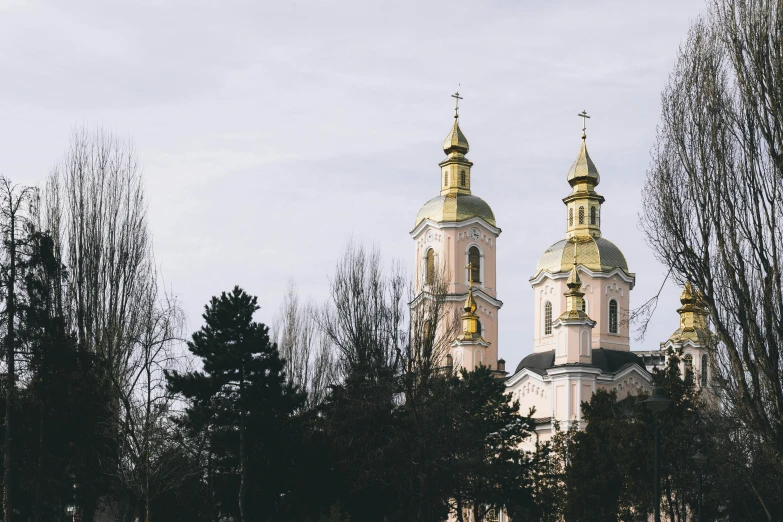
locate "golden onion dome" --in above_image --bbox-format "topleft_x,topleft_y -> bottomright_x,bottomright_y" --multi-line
443,119 -> 469,154
535,236 -> 628,275
566,139 -> 600,185
414,193 -> 496,228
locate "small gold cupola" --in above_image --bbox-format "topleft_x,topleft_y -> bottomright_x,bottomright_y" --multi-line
563,111 -> 605,240
457,286 -> 482,341
559,251 -> 590,321
669,282 -> 710,343
458,261 -> 483,342
440,91 -> 473,197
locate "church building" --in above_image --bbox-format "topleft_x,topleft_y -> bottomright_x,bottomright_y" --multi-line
411,97 -> 713,451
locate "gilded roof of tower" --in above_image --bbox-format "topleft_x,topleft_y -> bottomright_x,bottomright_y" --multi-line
443,119 -> 469,154
415,194 -> 496,228
535,236 -> 628,275
567,139 -> 600,184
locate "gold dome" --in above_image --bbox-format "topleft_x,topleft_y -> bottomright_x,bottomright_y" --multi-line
535,236 -> 628,275
414,194 -> 496,228
566,139 -> 600,185
443,119 -> 469,154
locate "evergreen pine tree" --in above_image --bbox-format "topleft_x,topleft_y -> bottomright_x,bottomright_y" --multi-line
166,286 -> 304,522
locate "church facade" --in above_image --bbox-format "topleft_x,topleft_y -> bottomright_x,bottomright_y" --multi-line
412,102 -> 713,453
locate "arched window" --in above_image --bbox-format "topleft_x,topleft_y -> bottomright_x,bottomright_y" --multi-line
476,319 -> 483,337
468,246 -> 481,284
487,509 -> 499,522
609,299 -> 618,334
701,355 -> 708,386
684,353 -> 693,374
579,206 -> 585,224
581,298 -> 587,313
569,208 -> 574,226
422,320 -> 433,353
590,206 -> 597,225
544,301 -> 553,336
425,249 -> 435,285
444,172 -> 448,186
460,170 -> 466,186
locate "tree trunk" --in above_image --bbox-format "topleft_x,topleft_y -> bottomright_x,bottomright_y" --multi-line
4,213 -> 17,522
33,408 -> 45,522
239,414 -> 248,522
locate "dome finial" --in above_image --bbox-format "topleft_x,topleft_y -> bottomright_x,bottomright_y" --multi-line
452,88 -> 463,121
443,90 -> 469,155
567,237 -> 582,289
577,110 -> 590,140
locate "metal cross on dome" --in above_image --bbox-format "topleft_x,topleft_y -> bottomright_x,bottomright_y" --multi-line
578,110 -> 590,138
452,90 -> 463,119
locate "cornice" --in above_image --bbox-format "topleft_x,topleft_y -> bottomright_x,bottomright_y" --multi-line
411,216 -> 502,238
505,367 -> 549,387
451,338 -> 491,348
529,265 -> 636,287
410,288 -> 503,310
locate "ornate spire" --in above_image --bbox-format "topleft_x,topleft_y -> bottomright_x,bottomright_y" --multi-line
440,91 -> 473,196
559,239 -> 589,320
563,110 -> 605,239
669,282 -> 710,343
566,139 -> 600,185
443,119 -> 469,155
457,263 -> 482,341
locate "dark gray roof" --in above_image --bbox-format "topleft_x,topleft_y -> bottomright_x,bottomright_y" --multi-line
514,350 -> 556,375
515,348 -> 646,376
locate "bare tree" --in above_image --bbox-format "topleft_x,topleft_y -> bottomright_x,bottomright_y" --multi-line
319,243 -> 409,381
0,177 -> 36,522
273,281 -> 335,410
641,0 -> 783,503
319,242 -> 457,383
45,126 -> 185,520
110,276 -> 185,522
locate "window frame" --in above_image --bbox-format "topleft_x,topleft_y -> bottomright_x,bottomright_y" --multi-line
684,353 -> 694,374
701,355 -> 708,386
468,246 -> 481,284
608,299 -> 618,334
544,301 -> 553,336
425,248 -> 435,285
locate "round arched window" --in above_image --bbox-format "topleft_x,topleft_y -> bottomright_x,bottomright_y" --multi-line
468,247 -> 481,284
425,249 -> 435,285
684,353 -> 694,374
544,301 -> 553,336
609,299 -> 618,334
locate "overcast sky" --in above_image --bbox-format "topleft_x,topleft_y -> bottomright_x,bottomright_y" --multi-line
0,0 -> 707,371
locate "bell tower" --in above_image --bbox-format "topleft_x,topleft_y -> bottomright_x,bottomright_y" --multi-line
411,93 -> 503,372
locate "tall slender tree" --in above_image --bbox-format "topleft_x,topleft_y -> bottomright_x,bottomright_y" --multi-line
641,0 -> 783,485
0,178 -> 36,522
